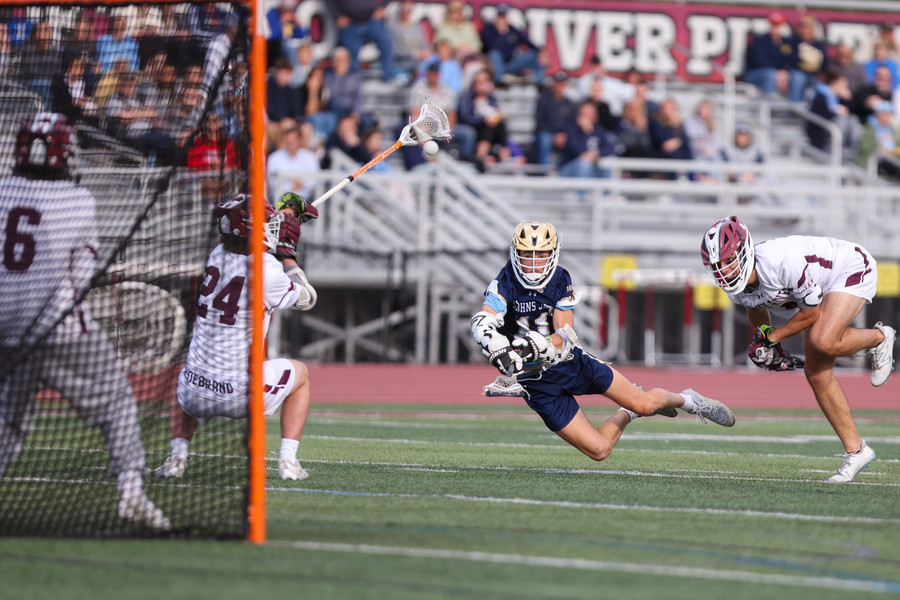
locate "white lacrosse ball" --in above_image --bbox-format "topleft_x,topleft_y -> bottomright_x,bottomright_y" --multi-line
423,140 -> 439,157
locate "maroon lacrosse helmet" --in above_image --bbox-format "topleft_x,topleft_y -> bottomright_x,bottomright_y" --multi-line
14,112 -> 75,179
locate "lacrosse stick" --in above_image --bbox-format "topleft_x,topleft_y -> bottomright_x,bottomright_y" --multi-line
312,103 -> 452,207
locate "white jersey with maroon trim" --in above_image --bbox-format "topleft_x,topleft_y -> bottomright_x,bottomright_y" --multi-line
731,235 -> 877,314
0,176 -> 99,347
185,244 -> 301,379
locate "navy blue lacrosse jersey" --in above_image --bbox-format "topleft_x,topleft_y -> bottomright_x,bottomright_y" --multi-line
483,261 -> 614,431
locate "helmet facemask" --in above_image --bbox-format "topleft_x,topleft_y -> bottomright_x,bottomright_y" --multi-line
510,222 -> 560,290
701,216 -> 755,294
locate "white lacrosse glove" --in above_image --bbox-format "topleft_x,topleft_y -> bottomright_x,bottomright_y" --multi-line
512,331 -> 557,365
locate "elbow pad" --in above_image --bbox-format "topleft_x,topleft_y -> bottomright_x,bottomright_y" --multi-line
284,265 -> 317,311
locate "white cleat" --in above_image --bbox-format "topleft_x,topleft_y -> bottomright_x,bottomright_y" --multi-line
827,441 -> 876,483
680,389 -> 735,427
154,455 -> 187,478
870,322 -> 895,387
278,458 -> 309,481
117,491 -> 172,531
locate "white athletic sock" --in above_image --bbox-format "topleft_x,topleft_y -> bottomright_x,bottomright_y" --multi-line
117,468 -> 143,494
171,437 -> 190,460
680,393 -> 695,412
617,407 -> 640,421
279,438 -> 300,461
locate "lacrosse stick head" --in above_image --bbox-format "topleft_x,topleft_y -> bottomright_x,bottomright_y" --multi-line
399,103 -> 452,146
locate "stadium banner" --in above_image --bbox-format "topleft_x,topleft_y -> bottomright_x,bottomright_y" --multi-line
291,0 -> 900,82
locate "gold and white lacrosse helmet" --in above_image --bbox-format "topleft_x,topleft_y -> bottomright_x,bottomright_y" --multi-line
510,222 -> 560,290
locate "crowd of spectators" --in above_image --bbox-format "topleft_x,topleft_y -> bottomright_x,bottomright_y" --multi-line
8,2 -> 900,199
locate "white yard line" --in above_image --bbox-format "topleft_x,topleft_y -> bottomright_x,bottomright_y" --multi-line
273,540 -> 900,594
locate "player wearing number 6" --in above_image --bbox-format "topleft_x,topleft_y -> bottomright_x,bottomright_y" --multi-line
701,216 -> 896,483
155,193 -> 317,481
472,222 -> 735,463
0,113 -> 169,530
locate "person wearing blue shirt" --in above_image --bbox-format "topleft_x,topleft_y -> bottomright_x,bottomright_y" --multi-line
472,222 -> 735,463
743,11 -> 795,98
480,4 -> 544,85
96,16 -> 140,73
557,101 -> 618,178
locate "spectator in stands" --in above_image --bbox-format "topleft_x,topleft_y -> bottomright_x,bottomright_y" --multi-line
51,56 -> 99,126
267,120 -> 320,203
616,97 -> 653,177
388,1 -> 431,84
742,11 -> 795,99
126,5 -> 167,68
105,71 -> 159,152
266,0 -> 307,67
325,46 -> 372,132
434,0 -> 482,64
458,69 -> 514,170
856,100 -> 900,176
576,55 -> 635,117
267,56 -> 304,128
648,98 -> 692,172
93,57 -> 131,109
557,101 -> 618,178
300,66 -> 336,144
185,4 -> 223,54
405,61 -> 472,166
417,39 -> 464,95
161,83 -> 204,155
7,8 -> 34,49
864,40 -> 900,89
18,21 -> 62,108
876,20 -> 900,64
202,12 -> 239,93
851,64 -> 896,124
585,77 -> 618,132
833,44 -> 866,95
187,111 -> 239,201
623,68 -> 660,115
325,114 -> 370,167
0,26 -> 9,78
718,122 -> 779,204
328,0 -> 395,82
289,40 -> 317,88
683,98 -> 723,165
138,51 -> 178,108
62,13 -> 98,71
533,71 -> 577,166
96,16 -> 140,74
808,67 -> 860,160
480,4 -> 545,86
788,14 -> 828,103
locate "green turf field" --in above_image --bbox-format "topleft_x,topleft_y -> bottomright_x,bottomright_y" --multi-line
3,403 -> 900,599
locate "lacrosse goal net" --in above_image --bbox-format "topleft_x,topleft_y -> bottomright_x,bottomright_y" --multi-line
0,0 -> 265,539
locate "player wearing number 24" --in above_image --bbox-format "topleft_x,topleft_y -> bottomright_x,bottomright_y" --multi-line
471,222 -> 735,463
155,192 -> 318,481
701,216 -> 896,483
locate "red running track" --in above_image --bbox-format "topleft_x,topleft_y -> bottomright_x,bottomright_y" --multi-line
307,364 -> 897,411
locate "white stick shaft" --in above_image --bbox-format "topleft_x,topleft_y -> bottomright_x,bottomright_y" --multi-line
312,177 -> 352,207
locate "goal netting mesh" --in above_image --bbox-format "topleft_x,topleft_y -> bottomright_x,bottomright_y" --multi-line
0,1 -> 253,538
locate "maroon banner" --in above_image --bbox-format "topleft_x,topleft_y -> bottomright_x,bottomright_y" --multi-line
298,1 -> 900,82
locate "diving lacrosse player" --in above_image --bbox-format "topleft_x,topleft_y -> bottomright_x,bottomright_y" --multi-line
701,216 -> 895,483
472,222 -> 735,463
0,113 -> 170,530
155,193 -> 317,481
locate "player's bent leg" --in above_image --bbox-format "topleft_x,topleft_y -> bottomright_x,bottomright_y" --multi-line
554,409 -> 629,462
803,337 -> 864,455
806,292 -> 873,357
267,358 -> 310,480
602,369 -> 681,417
